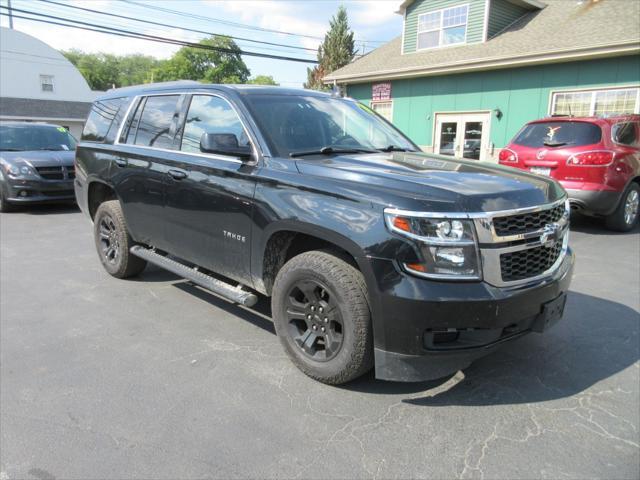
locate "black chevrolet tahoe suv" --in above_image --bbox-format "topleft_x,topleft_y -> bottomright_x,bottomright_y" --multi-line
75,82 -> 575,384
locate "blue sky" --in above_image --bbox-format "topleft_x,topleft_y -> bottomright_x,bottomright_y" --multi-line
0,0 -> 403,87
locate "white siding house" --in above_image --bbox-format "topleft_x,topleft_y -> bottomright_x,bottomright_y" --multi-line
0,27 -> 99,138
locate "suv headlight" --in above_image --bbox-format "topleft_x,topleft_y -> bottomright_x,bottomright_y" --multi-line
4,163 -> 36,178
384,209 -> 481,280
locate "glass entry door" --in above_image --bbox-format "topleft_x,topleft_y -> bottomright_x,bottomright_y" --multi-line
434,113 -> 491,161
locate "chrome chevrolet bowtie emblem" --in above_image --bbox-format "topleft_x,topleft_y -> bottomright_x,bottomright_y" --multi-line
540,223 -> 560,247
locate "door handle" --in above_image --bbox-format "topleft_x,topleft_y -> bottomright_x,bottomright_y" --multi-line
167,169 -> 187,180
114,158 -> 127,168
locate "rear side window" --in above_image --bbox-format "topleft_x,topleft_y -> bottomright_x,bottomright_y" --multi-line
132,95 -> 180,149
513,122 -> 602,148
82,97 -> 126,142
612,122 -> 637,146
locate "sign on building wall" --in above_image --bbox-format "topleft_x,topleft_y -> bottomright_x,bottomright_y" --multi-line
372,82 -> 392,101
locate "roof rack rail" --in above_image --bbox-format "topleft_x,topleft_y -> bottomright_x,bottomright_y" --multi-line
106,80 -> 200,93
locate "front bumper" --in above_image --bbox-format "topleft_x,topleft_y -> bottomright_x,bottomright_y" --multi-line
367,249 -> 574,382
3,177 -> 76,203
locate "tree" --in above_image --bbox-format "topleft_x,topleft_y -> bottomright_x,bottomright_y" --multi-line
63,50 -> 159,90
304,6 -> 355,90
63,50 -> 121,91
152,36 -> 250,84
117,54 -> 158,87
247,75 -> 279,86
63,36 -> 250,90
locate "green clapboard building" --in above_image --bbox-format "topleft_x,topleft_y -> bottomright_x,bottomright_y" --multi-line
325,0 -> 640,162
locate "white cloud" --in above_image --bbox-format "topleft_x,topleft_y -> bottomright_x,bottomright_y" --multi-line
217,1 -> 325,51
350,1 -> 401,26
7,21 -> 181,58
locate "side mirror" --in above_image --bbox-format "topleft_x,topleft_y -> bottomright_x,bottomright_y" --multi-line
200,133 -> 253,160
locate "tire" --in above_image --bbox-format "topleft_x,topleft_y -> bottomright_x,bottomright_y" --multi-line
605,183 -> 640,232
93,200 -> 147,278
271,249 -> 373,385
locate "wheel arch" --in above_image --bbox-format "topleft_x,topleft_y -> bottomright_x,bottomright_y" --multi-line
87,180 -> 117,220
256,221 -> 371,297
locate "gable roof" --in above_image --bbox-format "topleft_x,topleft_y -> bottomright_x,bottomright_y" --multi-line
325,0 -> 640,84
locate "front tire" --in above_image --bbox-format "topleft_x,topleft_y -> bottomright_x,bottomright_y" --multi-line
271,250 -> 373,385
93,200 -> 147,278
606,183 -> 639,232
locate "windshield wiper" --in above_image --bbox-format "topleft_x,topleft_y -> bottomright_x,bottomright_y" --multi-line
0,148 -> 24,151
377,145 -> 413,152
289,146 -> 378,158
543,141 -> 568,147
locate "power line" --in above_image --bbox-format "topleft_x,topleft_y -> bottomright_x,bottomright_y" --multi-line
32,2 -> 316,58
36,0 -> 318,53
122,0 -> 389,46
0,6 -> 319,64
122,0 -> 326,41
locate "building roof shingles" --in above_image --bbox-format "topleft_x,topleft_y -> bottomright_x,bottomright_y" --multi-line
0,97 -> 92,120
325,0 -> 640,82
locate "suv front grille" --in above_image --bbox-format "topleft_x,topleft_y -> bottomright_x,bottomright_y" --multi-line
500,242 -> 563,282
493,204 -> 565,237
35,166 -> 74,180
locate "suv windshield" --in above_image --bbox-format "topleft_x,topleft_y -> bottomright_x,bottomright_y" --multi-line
0,124 -> 77,151
242,94 -> 417,157
513,121 -> 602,148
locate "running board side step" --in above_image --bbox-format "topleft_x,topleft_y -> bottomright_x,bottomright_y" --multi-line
130,246 -> 258,307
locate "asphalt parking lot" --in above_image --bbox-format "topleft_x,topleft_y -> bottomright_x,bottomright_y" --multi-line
1,205 -> 638,480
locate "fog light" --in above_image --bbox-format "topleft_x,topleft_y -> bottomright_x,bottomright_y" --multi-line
19,190 -> 28,197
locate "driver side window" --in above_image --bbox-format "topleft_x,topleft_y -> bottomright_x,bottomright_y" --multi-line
180,95 -> 249,153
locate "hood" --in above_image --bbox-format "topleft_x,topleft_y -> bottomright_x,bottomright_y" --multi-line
0,150 -> 75,167
295,152 -> 565,213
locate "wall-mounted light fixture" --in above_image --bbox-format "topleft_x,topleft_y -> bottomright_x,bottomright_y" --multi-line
494,108 -> 503,120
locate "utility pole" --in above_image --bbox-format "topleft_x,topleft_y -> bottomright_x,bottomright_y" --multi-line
7,0 -> 14,28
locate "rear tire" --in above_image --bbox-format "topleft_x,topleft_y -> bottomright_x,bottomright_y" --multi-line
93,200 -> 147,278
271,250 -> 373,385
605,183 -> 639,232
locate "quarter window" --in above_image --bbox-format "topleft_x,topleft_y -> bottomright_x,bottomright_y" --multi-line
417,4 -> 468,50
612,122 -> 637,146
180,95 -> 250,154
133,95 -> 180,148
82,97 -> 126,142
551,87 -> 640,116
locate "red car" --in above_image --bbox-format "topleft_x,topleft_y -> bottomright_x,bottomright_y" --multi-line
498,114 -> 640,231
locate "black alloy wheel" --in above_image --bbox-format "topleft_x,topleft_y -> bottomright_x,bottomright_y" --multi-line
285,279 -> 344,361
98,214 -> 121,265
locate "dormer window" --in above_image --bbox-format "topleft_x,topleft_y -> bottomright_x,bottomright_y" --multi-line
417,4 -> 468,50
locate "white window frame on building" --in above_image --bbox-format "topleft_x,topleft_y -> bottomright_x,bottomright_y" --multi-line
40,74 -> 55,92
370,101 -> 393,122
417,4 -> 469,51
549,86 -> 640,117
